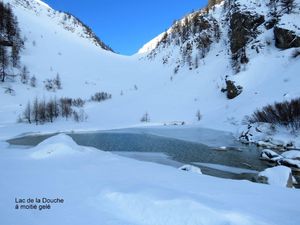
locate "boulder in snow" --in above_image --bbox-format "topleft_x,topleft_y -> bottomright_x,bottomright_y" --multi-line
225,80 -> 243,99
257,166 -> 294,188
277,158 -> 300,170
179,165 -> 202,174
281,150 -> 300,160
274,26 -> 300,49
260,149 -> 282,162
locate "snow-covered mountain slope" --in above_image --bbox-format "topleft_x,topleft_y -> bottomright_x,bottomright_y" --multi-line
0,0 -> 300,139
137,0 -> 300,129
138,32 -> 166,54
5,0 -> 113,51
0,0 -> 181,138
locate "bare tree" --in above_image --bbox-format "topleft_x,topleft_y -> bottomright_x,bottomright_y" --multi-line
141,112 -> 150,122
194,55 -> 199,69
30,75 -> 37,87
32,97 -> 39,125
60,98 -> 72,119
280,0 -> 297,14
268,0 -> 280,17
20,66 -> 29,84
38,99 -> 46,123
54,73 -> 62,89
46,99 -> 55,123
0,46 -> 9,82
23,101 -> 31,123
53,97 -> 59,118
196,110 -> 202,121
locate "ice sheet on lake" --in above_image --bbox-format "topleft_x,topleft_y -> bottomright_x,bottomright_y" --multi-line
194,162 -> 258,174
117,126 -> 241,148
114,152 -> 182,168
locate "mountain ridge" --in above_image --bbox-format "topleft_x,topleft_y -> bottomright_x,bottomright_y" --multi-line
4,0 -> 113,52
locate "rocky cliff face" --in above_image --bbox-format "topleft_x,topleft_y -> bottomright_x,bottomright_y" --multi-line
229,8 -> 265,73
139,0 -> 300,101
141,0 -> 300,75
145,9 -> 221,73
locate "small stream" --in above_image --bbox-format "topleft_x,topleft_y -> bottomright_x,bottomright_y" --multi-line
7,127 -> 270,182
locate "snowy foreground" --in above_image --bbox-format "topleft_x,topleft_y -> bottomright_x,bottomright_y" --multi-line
1,134 -> 300,225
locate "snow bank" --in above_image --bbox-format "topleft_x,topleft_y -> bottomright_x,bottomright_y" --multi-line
1,135 -> 300,225
0,141 -> 9,149
258,166 -> 293,188
30,134 -> 85,159
240,123 -> 300,150
282,150 -> 300,160
179,165 -> 202,174
279,13 -> 300,36
100,190 -> 264,225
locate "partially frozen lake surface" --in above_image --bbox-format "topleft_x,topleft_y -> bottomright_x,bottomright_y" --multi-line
8,127 -> 268,180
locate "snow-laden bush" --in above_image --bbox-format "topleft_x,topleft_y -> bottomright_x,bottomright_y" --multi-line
90,92 -> 112,102
44,74 -> 62,91
249,98 -> 300,131
72,98 -> 85,107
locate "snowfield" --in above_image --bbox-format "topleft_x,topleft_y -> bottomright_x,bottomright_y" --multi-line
1,134 -> 300,225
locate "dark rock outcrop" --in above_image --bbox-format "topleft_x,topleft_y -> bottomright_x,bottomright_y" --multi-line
264,18 -> 278,30
278,158 -> 300,169
274,26 -> 300,49
260,149 -> 282,162
229,10 -> 264,73
225,80 -> 243,99
230,11 -> 265,54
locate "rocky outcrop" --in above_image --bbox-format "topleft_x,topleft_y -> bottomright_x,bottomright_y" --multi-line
274,26 -> 300,49
229,10 -> 264,73
278,158 -> 300,170
230,11 -> 265,54
147,11 -> 221,72
260,149 -> 283,162
208,0 -> 223,9
224,80 -> 243,99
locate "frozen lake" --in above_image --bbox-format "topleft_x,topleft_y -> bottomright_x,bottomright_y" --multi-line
7,127 -> 269,181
